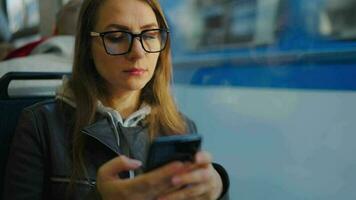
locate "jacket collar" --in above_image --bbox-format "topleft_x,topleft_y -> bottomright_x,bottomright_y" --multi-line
81,116 -> 146,155
81,117 -> 121,155
55,77 -> 150,155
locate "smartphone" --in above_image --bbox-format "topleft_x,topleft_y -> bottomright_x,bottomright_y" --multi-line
145,134 -> 202,172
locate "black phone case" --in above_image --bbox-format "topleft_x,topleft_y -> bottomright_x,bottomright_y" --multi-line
145,134 -> 202,172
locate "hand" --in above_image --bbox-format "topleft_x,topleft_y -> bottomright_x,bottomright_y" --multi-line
157,151 -> 223,200
96,155 -> 186,200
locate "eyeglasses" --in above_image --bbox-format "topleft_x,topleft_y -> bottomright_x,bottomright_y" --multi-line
90,29 -> 169,55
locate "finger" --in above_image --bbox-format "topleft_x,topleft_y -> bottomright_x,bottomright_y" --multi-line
158,183 -> 207,200
97,155 -> 142,181
195,151 -> 212,165
179,152 -> 212,172
136,161 -> 186,196
171,167 -> 212,186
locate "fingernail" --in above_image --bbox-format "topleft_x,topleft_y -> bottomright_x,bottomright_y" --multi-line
130,160 -> 142,167
172,176 -> 181,185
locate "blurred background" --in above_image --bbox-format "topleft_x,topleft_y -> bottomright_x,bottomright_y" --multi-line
1,0 -> 356,199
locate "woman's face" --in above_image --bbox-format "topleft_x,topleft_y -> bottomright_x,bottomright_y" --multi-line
91,0 -> 160,95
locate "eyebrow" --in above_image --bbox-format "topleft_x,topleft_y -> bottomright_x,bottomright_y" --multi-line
104,23 -> 159,31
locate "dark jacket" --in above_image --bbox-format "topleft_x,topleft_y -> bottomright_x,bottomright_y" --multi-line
4,99 -> 229,199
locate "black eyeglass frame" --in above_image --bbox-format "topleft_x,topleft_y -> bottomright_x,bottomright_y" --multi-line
90,28 -> 170,56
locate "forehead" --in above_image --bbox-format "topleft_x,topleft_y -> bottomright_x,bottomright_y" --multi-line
95,0 -> 158,30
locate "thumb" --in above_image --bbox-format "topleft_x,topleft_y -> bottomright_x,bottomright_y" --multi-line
97,155 -> 142,181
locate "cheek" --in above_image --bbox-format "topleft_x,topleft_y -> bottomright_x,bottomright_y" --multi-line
91,44 -> 103,69
149,54 -> 160,72
91,44 -> 113,75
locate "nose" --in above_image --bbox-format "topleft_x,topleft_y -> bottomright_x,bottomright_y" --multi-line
126,37 -> 145,60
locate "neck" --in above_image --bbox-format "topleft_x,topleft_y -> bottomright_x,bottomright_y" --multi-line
102,90 -> 141,119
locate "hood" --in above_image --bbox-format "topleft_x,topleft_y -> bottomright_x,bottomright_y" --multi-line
55,76 -> 151,128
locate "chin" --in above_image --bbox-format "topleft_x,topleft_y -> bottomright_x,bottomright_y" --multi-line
126,81 -> 148,91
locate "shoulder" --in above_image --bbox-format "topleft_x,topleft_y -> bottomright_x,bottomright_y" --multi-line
24,98 -> 69,114
12,99 -> 75,149
22,99 -> 75,127
9,99 -> 68,156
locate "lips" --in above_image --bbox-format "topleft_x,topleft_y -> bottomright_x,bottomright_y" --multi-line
123,68 -> 147,76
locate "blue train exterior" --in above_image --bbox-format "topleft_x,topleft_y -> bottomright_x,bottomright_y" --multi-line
161,0 -> 356,199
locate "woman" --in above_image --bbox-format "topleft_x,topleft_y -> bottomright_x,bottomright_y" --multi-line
4,0 -> 229,199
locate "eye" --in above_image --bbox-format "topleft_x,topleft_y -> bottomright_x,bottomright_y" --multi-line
142,30 -> 160,40
105,32 -> 129,43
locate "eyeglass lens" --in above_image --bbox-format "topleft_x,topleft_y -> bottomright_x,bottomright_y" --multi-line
103,30 -> 167,55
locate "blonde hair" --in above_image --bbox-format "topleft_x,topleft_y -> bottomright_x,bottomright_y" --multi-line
67,0 -> 187,191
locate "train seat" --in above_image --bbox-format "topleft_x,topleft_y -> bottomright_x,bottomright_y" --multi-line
0,72 -> 67,198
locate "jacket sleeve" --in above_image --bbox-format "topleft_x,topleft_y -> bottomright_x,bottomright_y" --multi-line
213,163 -> 230,200
185,118 -> 230,199
3,109 -> 46,200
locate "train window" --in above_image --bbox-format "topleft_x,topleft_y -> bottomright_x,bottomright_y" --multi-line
198,0 -> 259,48
319,0 -> 356,40
165,0 -> 282,51
5,0 -> 40,39
0,5 -> 10,42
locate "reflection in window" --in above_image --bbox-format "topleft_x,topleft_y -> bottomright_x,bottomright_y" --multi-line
191,0 -> 280,49
228,1 -> 257,44
195,0 -> 257,47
